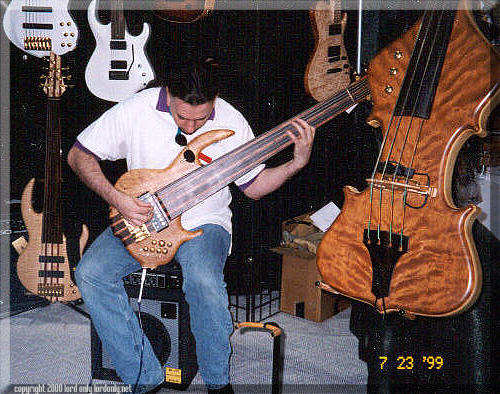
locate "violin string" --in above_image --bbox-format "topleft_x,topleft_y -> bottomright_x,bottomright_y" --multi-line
366,7 -> 433,240
388,6 -> 446,243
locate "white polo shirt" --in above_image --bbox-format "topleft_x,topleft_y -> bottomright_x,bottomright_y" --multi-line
76,87 -> 265,236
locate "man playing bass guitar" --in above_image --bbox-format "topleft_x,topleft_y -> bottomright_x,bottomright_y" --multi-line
67,58 -> 315,393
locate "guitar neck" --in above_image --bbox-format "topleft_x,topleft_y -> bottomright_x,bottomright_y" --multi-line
110,0 -> 126,39
158,78 -> 370,218
42,98 -> 63,244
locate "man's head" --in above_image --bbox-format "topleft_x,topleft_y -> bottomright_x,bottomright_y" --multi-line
166,58 -> 219,134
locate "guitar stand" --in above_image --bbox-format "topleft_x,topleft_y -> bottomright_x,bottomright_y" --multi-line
235,322 -> 284,394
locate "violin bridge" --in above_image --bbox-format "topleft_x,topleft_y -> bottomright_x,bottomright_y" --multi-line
367,178 -> 437,198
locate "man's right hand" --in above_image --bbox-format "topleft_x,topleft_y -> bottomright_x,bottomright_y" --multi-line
113,191 -> 153,226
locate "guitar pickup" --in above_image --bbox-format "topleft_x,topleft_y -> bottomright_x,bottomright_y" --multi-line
329,24 -> 341,36
377,161 -> 416,179
109,71 -> 129,80
22,23 -> 52,30
327,68 -> 342,74
110,40 -> 127,50
39,255 -> 65,264
22,6 -> 52,12
328,46 -> 340,58
39,270 -> 64,278
111,60 -> 127,69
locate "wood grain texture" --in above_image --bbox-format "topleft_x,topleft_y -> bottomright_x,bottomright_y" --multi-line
316,5 -> 499,317
305,0 -> 351,101
110,128 -> 234,269
18,179 -> 88,302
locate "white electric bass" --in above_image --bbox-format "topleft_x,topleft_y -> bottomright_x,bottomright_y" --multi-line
2,0 -> 78,57
85,0 -> 155,102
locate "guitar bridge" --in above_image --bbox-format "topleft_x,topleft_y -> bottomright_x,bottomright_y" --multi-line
138,192 -> 170,233
38,283 -> 64,297
24,37 -> 51,51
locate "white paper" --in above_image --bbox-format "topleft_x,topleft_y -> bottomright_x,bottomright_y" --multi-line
310,201 -> 341,232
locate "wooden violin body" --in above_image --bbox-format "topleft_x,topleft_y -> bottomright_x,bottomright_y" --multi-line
317,4 -> 499,317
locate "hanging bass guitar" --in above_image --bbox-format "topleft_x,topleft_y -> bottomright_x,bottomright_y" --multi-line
109,79 -> 370,269
85,0 -> 155,102
316,0 -> 499,317
18,53 -> 89,302
305,0 -> 351,101
2,0 -> 78,57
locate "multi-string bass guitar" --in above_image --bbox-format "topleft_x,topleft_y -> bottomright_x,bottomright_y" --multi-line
18,53 -> 89,302
317,0 -> 499,317
109,80 -> 370,269
2,0 -> 78,57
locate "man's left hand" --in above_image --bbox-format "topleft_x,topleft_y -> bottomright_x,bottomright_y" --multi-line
287,118 -> 316,171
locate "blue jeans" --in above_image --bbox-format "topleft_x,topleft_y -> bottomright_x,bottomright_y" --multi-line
75,224 -> 233,392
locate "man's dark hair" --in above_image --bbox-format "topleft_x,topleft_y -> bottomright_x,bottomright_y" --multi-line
167,57 -> 220,104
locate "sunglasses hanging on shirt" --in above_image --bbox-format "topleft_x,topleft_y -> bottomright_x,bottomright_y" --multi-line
174,128 -> 212,165
175,128 -> 195,163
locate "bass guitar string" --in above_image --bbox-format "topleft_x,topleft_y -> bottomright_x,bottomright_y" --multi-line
156,82 -> 367,213
158,82 -> 369,216
376,7 -> 438,242
366,6 -> 434,242
388,6 -> 447,245
398,8 -> 451,246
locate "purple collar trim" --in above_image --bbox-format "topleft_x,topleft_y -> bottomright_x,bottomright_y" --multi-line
156,87 -> 215,120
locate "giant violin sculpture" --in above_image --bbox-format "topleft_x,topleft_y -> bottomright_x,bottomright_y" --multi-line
316,0 -> 499,317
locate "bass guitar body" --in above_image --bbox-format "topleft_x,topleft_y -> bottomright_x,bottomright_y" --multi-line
18,179 -> 89,302
305,0 -> 351,101
110,129 -> 234,269
2,0 -> 78,57
317,4 -> 499,317
85,0 -> 155,102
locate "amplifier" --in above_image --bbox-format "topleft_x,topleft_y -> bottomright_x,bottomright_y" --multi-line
92,263 -> 198,390
123,263 -> 183,290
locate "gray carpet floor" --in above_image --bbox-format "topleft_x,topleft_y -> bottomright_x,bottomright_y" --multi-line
1,301 -> 367,393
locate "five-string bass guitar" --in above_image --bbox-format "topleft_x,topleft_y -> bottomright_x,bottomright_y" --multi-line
18,53 -> 89,302
85,0 -> 155,102
2,0 -> 78,57
109,79 -> 370,269
316,0 -> 499,317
